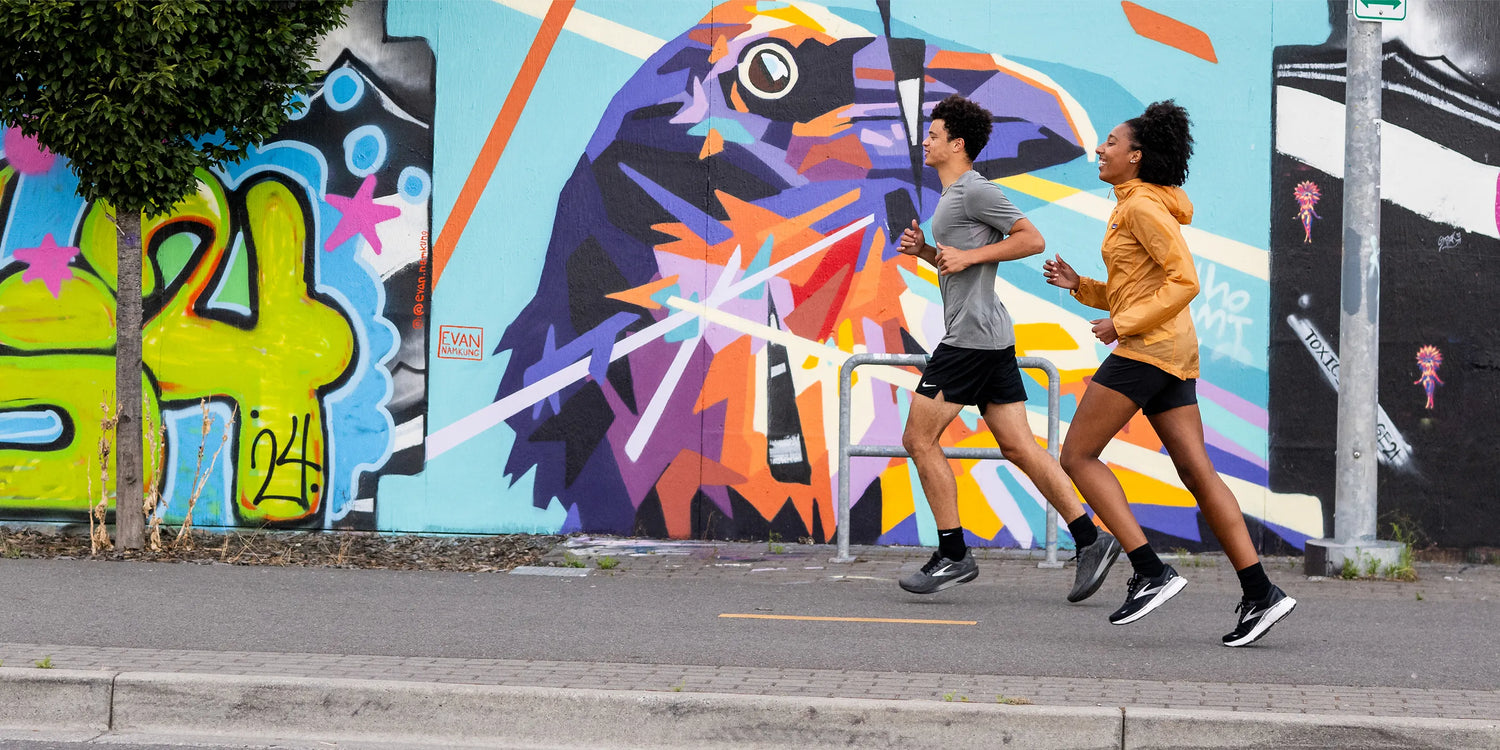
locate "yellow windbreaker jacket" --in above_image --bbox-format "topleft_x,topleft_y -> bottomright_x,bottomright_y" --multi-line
1071,179 -> 1201,380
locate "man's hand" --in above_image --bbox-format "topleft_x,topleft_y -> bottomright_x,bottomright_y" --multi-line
898,219 -> 926,256
1042,253 -> 1080,291
934,243 -> 971,275
1090,317 -> 1118,345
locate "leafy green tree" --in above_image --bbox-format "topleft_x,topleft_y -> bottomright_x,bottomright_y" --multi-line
0,0 -> 351,548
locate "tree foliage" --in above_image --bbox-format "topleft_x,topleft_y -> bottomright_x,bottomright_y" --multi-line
0,0 -> 352,214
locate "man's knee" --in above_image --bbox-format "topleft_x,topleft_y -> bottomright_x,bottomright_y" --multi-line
901,427 -> 933,457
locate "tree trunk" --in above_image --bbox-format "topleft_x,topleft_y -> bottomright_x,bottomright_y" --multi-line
115,213 -> 145,550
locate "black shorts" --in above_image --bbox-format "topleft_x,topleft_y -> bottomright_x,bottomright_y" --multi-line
914,344 -> 1029,407
1091,354 -> 1197,415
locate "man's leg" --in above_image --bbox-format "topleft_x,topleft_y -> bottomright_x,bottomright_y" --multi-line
901,391 -> 966,528
897,391 -> 973,594
982,400 -> 1121,601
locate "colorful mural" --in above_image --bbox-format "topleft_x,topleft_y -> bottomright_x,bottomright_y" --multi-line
1269,0 -> 1500,548
406,0 -> 1326,553
19,0 -> 1494,552
0,7 -> 433,529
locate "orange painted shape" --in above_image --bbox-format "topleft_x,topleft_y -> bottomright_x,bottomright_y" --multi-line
791,109 -> 853,139
1121,2 -> 1218,63
605,275 -> 679,311
430,0 -> 575,288
709,33 -> 730,63
759,4 -> 825,32
797,133 -> 872,175
700,128 -> 725,159
855,67 -> 895,81
729,81 -> 750,113
656,449 -> 748,538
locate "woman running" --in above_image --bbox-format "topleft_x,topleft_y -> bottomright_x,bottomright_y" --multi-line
1042,101 -> 1297,647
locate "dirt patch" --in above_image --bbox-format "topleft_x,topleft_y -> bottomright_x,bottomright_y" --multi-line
0,526 -> 562,573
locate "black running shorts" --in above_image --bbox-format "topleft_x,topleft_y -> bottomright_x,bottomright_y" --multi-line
914,344 -> 1029,407
1090,354 -> 1197,415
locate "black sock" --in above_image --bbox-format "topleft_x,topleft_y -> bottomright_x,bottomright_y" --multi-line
1067,515 -> 1099,548
1126,543 -> 1165,578
937,528 -> 967,560
1237,562 -> 1273,602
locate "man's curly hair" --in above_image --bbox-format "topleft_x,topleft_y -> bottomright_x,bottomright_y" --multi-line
930,94 -> 993,162
1125,100 -> 1194,187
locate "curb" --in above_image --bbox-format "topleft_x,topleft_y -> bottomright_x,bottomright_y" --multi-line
0,668 -> 112,731
4,668 -> 1500,749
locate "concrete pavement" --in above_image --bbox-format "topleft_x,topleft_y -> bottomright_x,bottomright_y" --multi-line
2,535 -> 1499,748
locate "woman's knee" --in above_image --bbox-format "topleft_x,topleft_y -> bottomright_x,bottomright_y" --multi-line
1059,442 -> 1097,475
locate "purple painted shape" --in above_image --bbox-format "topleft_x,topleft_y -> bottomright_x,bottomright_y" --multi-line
1261,519 -> 1311,551
861,317 -> 887,355
1494,171 -> 1499,236
845,382 -> 908,507
1196,380 -> 1268,430
877,515 -> 922,546
964,72 -> 1076,150
1202,424 -> 1266,469
606,337 -> 712,509
1132,503 -> 1203,543
560,501 -> 584,534
524,312 -> 638,418
669,76 -> 709,124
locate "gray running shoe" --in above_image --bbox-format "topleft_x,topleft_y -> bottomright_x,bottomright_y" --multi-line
899,550 -> 978,594
1067,531 -> 1122,602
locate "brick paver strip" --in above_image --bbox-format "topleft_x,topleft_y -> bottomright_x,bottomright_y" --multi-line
3,641 -> 1498,721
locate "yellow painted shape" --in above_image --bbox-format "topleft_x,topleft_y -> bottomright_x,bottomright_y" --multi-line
1013,322 -> 1078,352
880,462 -> 915,534
0,354 -> 162,510
836,318 -> 854,352
755,4 -> 825,32
0,273 -> 116,351
1111,463 -> 1197,508
720,614 -> 975,625
144,176 -> 355,524
955,467 -> 1001,539
914,262 -> 939,288
996,173 -> 1081,203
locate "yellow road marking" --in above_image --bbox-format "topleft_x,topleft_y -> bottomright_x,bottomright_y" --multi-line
719,613 -> 977,626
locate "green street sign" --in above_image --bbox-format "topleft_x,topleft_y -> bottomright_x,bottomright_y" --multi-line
1354,0 -> 1406,22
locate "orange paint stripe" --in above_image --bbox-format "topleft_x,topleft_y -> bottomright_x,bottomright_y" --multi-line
719,614 -> 977,626
430,0 -> 575,287
1121,1 -> 1218,63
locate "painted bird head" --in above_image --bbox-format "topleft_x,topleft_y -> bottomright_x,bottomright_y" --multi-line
494,1 -> 1096,538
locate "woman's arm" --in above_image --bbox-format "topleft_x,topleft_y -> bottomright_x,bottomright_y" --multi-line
1110,201 -> 1199,336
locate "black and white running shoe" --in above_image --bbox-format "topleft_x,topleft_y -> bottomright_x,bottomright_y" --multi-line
1067,531 -> 1122,602
1108,564 -> 1186,624
899,550 -> 978,594
1222,584 -> 1298,647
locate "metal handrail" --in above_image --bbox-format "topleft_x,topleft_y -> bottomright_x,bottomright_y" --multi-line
832,353 -> 1063,567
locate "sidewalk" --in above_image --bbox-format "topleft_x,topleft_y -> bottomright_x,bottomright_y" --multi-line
3,536 -> 1499,748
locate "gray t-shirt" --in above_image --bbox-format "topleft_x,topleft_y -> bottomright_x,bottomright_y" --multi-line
930,169 -> 1024,349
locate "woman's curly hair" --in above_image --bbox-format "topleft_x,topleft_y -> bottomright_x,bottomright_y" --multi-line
1125,100 -> 1193,187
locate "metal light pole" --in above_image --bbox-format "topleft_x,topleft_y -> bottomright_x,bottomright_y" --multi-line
1306,2 -> 1404,575
1334,5 -> 1382,547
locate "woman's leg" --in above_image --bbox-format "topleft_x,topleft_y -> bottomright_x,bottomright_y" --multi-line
1059,384 -> 1147,550
1146,404 -> 1259,570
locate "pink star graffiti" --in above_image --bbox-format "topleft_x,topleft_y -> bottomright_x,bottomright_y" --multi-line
324,174 -> 401,255
12,233 -> 80,298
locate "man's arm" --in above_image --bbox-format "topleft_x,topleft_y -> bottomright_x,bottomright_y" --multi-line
934,218 -> 1044,275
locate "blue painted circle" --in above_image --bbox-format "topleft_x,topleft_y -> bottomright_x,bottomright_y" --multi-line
343,125 -> 387,177
398,166 -> 431,203
287,91 -> 313,120
325,68 -> 365,112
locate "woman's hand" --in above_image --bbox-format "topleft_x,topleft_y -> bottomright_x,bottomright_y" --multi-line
1042,253 -> 1079,291
1090,317 -> 1118,345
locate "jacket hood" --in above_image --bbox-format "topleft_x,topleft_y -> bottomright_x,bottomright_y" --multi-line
1115,179 -> 1193,225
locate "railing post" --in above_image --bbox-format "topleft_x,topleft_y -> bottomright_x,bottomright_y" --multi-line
832,353 -> 1061,567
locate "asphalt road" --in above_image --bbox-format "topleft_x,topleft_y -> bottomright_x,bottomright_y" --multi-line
3,556 -> 1497,691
